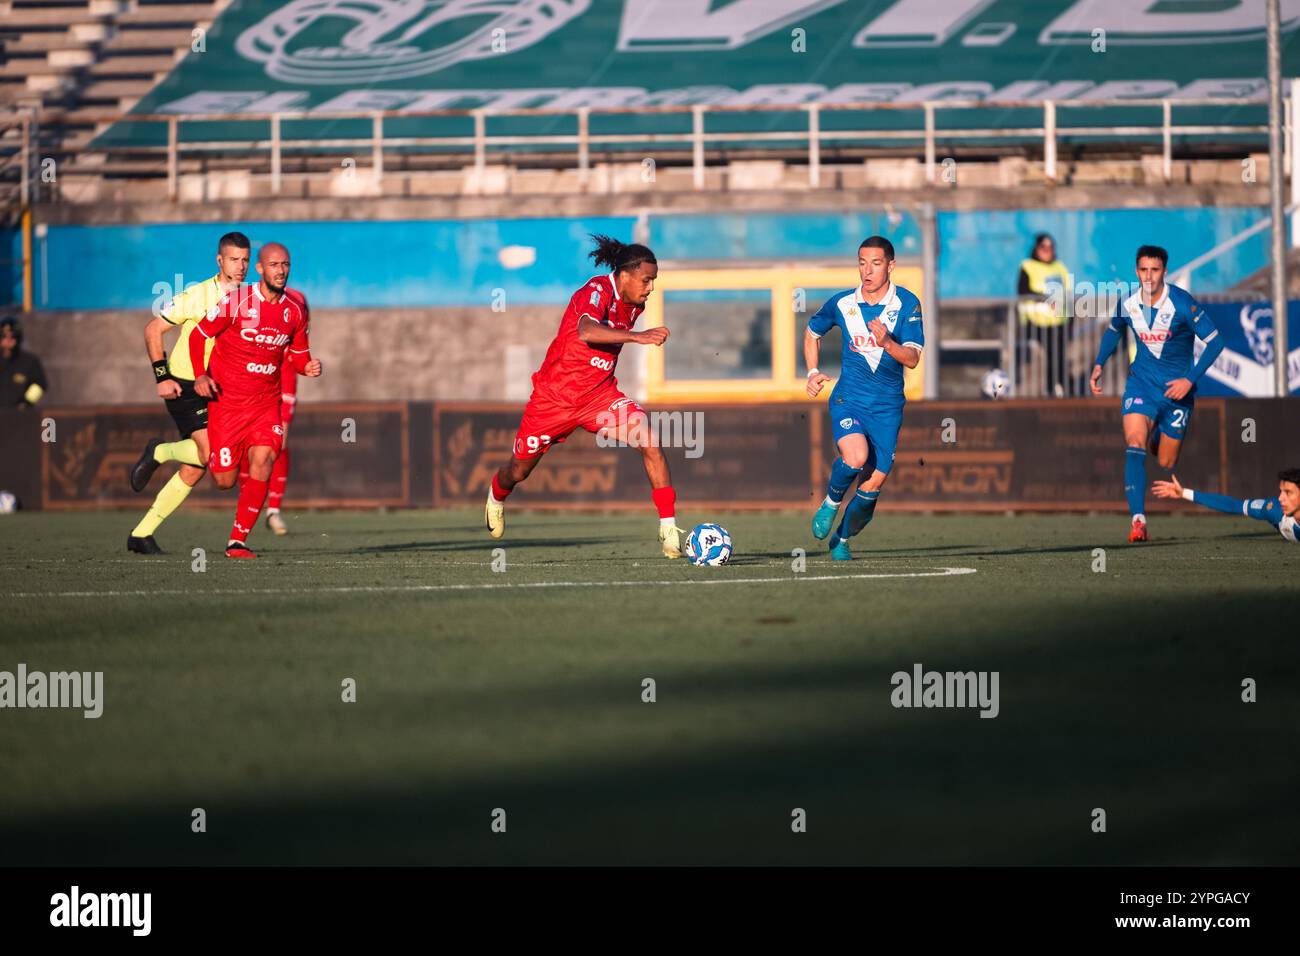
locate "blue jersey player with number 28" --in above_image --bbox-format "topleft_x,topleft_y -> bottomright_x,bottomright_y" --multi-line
1090,244 -> 1224,543
805,236 -> 924,561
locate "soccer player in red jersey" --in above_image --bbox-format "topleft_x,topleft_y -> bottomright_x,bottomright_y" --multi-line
190,242 -> 322,558
486,234 -> 684,557
240,359 -> 298,535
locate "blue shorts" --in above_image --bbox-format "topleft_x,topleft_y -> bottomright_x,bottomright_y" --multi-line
829,393 -> 904,474
1122,380 -> 1193,441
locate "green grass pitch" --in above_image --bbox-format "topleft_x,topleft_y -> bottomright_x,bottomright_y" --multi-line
1,508 -> 1296,865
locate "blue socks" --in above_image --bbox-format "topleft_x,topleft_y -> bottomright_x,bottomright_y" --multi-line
840,488 -> 880,538
826,457 -> 862,505
1124,447 -> 1147,518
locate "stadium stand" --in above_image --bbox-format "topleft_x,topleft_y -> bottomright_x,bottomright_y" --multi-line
0,0 -> 227,154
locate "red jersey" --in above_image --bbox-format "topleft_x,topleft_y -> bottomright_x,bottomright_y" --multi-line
191,284 -> 311,405
531,273 -> 643,404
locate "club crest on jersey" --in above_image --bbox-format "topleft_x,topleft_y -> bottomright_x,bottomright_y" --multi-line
839,417 -> 855,429
272,424 -> 283,435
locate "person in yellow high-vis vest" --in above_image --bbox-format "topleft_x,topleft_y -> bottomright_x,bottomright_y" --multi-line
1017,233 -> 1073,396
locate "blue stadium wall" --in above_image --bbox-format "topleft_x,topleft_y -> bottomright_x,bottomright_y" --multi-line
19,207 -> 1270,310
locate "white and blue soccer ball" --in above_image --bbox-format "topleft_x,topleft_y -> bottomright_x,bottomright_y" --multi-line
0,491 -> 17,514
686,523 -> 733,566
981,367 -> 1010,400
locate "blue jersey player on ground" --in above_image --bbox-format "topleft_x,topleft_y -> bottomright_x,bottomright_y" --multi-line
1090,245 -> 1224,542
1152,468 -> 1300,543
805,236 -> 924,560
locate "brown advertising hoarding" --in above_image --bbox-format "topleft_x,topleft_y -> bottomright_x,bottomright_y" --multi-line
7,398 -> 1293,512
39,403 -> 409,509
827,400 -> 1227,511
433,403 -> 816,509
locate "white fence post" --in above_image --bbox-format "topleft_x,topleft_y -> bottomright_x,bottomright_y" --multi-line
167,116 -> 178,201
270,113 -> 281,196
808,103 -> 820,188
692,105 -> 705,190
577,107 -> 590,188
924,102 -> 935,183
1043,101 -> 1057,183
1162,99 -> 1173,183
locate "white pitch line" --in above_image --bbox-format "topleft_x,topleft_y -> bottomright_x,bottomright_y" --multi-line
2,567 -> 976,599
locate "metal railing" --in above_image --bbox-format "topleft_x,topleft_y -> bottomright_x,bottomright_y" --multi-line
943,296 -> 1129,399
6,94 -> 1281,203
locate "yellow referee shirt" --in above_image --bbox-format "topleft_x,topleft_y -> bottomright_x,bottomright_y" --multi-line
161,275 -> 228,382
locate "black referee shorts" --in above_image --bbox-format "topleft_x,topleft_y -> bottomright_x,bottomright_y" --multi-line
164,378 -> 210,439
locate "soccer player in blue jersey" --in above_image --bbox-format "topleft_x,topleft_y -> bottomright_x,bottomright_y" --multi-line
805,236 -> 924,560
1152,469 -> 1300,543
1089,245 -> 1225,542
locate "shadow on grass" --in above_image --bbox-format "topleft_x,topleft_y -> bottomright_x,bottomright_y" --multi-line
3,590 -> 1296,866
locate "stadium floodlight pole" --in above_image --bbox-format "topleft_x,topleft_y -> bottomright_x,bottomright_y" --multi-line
1268,0 -> 1289,397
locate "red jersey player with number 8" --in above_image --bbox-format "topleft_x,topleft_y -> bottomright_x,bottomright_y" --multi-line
486,234 -> 684,557
191,242 -> 322,558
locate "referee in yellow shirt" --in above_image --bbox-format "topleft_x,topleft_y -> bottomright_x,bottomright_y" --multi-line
126,232 -> 249,554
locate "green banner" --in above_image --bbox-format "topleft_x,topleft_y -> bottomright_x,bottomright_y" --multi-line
98,0 -> 1300,148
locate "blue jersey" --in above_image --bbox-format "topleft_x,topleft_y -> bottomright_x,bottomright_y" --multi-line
808,282 -> 924,408
1108,284 -> 1218,393
1191,491 -> 1299,542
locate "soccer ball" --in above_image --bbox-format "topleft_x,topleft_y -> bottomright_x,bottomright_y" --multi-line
685,523 -> 732,566
981,368 -> 1010,400
0,491 -> 18,514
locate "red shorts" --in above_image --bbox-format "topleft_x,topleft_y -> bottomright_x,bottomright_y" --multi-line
207,398 -> 284,472
513,384 -> 645,459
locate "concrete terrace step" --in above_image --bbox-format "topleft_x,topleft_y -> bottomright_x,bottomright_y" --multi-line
102,27 -> 193,50
87,53 -> 178,75
114,4 -> 214,26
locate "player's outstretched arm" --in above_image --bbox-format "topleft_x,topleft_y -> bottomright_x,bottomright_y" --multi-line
1152,473 -> 1280,525
577,315 -> 667,346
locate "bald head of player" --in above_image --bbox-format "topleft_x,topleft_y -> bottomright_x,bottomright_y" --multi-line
257,242 -> 291,298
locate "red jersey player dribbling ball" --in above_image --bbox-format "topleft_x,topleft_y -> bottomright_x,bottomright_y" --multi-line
487,234 -> 685,558
514,272 -> 647,459
191,284 -> 311,474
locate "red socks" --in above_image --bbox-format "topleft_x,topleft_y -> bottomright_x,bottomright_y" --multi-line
652,486 -> 677,520
268,448 -> 290,511
229,476 -> 268,545
491,473 -> 513,501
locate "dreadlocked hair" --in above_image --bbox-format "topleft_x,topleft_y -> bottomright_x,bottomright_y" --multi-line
589,234 -> 657,274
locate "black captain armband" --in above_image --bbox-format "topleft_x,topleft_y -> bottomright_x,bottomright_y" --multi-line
152,358 -> 172,383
